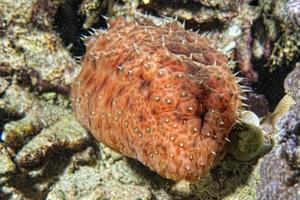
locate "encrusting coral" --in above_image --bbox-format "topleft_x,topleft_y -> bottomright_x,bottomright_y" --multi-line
0,82 -> 90,168
72,15 -> 244,181
0,143 -> 16,183
257,104 -> 300,199
0,81 -> 92,199
256,62 -> 300,200
0,30 -> 80,94
284,0 -> 300,27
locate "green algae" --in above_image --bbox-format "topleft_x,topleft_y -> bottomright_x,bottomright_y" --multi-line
229,123 -> 265,162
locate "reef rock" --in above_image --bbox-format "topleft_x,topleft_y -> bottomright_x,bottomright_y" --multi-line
257,63 -> 300,200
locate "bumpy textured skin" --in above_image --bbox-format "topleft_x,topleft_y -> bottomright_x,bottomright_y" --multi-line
72,16 -> 241,181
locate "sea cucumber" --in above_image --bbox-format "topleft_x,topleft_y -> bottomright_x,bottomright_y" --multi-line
72,15 -> 242,181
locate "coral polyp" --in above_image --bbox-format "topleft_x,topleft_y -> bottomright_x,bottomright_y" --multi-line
72,15 -> 242,181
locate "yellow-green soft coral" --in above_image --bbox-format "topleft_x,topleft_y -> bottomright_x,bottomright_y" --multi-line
228,111 -> 269,161
229,122 -> 265,161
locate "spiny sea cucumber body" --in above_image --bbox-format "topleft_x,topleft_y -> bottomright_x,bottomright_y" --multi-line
72,16 -> 242,181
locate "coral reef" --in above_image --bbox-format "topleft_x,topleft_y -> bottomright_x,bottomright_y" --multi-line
80,0 -> 112,28
0,0 -> 299,199
257,104 -> 300,199
72,15 -> 243,181
0,0 -> 62,29
0,0 -> 85,95
254,0 -> 300,70
0,78 -> 9,96
143,0 -> 241,24
46,159 -> 156,200
0,83 -> 90,157
257,63 -> 300,200
0,143 -> 16,184
0,29 -> 80,94
284,62 -> 300,100
284,0 -> 300,27
0,81 -> 91,199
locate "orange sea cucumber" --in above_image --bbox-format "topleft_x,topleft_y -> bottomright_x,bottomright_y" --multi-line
72,15 -> 242,181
